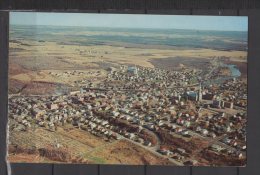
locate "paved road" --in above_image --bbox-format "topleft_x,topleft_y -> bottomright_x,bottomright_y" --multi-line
122,137 -> 183,166
9,93 -> 60,98
142,127 -> 161,151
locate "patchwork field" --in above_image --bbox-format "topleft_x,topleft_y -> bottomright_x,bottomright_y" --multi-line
8,123 -> 172,164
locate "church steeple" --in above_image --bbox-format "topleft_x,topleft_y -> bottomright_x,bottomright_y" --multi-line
198,82 -> 202,101
135,64 -> 139,78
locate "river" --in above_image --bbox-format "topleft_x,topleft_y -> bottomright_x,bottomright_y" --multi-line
225,64 -> 241,77
203,64 -> 241,86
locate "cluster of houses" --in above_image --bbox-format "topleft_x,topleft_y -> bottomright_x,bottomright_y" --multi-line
9,63 -> 247,165
48,70 -> 102,79
203,78 -> 247,108
208,144 -> 244,159
8,94 -> 151,147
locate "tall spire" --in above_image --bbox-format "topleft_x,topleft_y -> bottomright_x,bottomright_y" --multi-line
135,64 -> 139,78
198,82 -> 202,101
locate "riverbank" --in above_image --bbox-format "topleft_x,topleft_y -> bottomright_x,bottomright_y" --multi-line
225,60 -> 247,78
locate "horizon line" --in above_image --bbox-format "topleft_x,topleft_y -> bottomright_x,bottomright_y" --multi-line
10,24 -> 248,32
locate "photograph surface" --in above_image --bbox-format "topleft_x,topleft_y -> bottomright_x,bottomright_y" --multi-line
8,12 -> 247,166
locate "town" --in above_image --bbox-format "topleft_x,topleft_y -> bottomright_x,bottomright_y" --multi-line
9,58 -> 247,166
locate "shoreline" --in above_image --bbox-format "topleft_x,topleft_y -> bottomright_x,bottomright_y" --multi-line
224,60 -> 247,78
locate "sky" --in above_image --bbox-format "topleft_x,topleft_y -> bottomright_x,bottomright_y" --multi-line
10,12 -> 248,31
